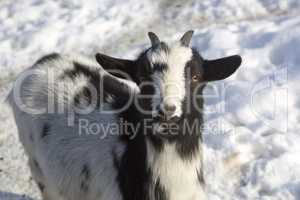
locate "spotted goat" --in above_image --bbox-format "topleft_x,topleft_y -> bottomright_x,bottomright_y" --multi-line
8,31 -> 242,200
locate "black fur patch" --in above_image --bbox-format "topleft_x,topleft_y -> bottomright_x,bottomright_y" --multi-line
158,42 -> 169,54
153,63 -> 168,72
154,179 -> 168,200
33,159 -> 39,169
175,113 -> 202,160
37,182 -> 45,192
35,53 -> 60,65
148,134 -> 164,153
30,134 -> 34,142
176,135 -> 201,160
33,159 -> 44,176
112,149 -> 120,171
116,124 -> 151,200
197,168 -> 205,185
61,61 -> 100,80
60,62 -> 107,107
80,164 -> 91,193
115,102 -> 160,200
73,86 -> 92,106
41,123 -> 50,138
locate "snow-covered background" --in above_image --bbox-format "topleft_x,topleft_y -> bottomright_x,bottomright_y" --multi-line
1,0 -> 300,199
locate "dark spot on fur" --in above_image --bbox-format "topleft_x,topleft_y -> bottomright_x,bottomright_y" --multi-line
80,181 -> 89,193
60,62 -> 99,81
35,53 -> 60,65
153,63 -> 168,72
33,159 -> 43,176
41,123 -> 50,138
73,86 -> 92,106
59,62 -> 105,107
30,134 -> 34,142
33,159 -> 39,168
158,42 -> 169,54
154,179 -> 168,200
176,135 -> 201,160
112,150 -> 120,171
80,164 -> 90,192
37,182 -> 45,192
148,134 -> 164,153
0,157 -> 3,161
197,168 -> 205,185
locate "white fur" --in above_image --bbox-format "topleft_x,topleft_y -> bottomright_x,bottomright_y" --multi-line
148,43 -> 192,118
8,54 -> 125,200
146,141 -> 206,200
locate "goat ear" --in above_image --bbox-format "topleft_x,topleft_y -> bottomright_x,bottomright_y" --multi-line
148,32 -> 160,47
180,30 -> 194,47
202,55 -> 242,82
95,53 -> 136,78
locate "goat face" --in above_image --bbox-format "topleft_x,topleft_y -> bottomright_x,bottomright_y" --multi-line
96,31 -> 242,136
135,31 -> 203,122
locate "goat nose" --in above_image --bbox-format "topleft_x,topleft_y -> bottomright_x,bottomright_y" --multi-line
163,103 -> 176,115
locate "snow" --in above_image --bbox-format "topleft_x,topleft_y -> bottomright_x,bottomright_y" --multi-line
0,0 -> 300,199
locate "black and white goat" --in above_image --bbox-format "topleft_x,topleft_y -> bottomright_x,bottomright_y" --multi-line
8,31 -> 242,200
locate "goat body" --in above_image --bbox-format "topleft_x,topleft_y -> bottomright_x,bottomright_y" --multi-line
9,31 -> 241,200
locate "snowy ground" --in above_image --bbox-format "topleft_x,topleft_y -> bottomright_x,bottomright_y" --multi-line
1,0 -> 300,199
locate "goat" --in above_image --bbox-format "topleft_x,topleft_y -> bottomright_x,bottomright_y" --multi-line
8,31 -> 242,200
